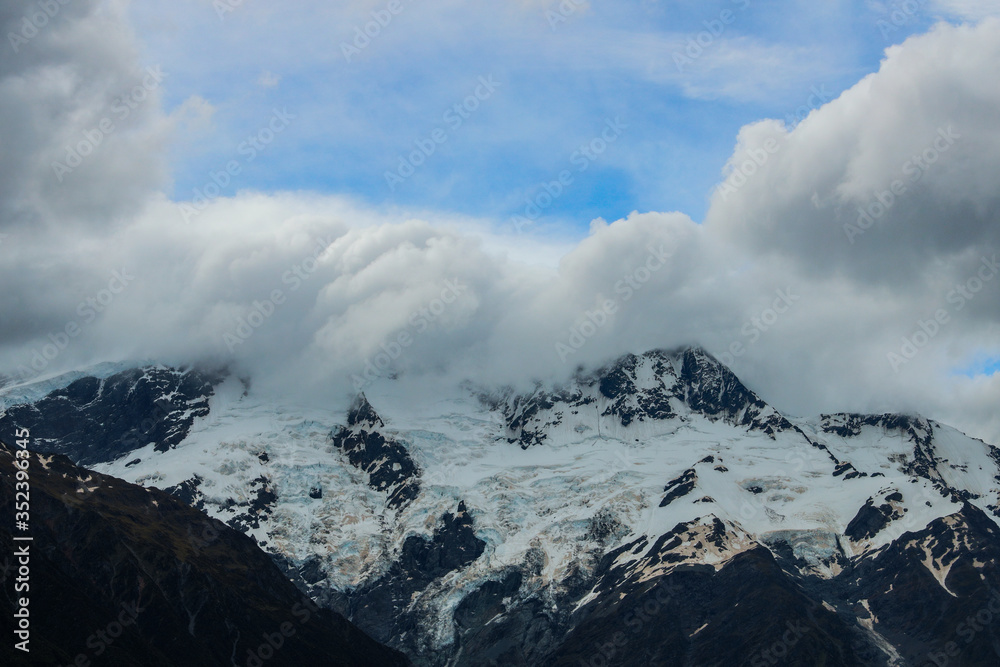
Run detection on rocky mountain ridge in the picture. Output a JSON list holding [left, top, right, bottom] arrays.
[[3, 346, 1000, 665], [0, 438, 409, 666]]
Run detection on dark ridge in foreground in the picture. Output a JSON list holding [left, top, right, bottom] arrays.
[[0, 439, 410, 667]]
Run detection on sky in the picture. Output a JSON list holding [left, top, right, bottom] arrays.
[[1, 0, 999, 444], [129, 0, 952, 227]]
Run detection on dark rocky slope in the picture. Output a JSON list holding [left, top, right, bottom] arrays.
[[0, 439, 409, 667], [0, 367, 223, 466]]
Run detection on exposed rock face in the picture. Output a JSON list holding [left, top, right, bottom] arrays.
[[550, 547, 862, 667], [0, 439, 409, 667], [660, 468, 697, 507], [493, 347, 794, 449], [6, 348, 1000, 666], [163, 473, 279, 533], [344, 501, 487, 659], [825, 503, 1000, 667], [331, 393, 421, 509], [845, 490, 906, 542], [0, 366, 222, 465]]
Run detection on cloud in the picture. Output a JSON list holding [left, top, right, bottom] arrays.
[[931, 0, 1000, 20], [0, 0, 206, 231], [257, 70, 280, 87], [700, 18, 1000, 438], [1, 7, 999, 448], [705, 18, 1000, 294]]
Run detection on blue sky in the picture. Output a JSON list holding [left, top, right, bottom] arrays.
[[957, 356, 1000, 377], [3, 0, 999, 441], [126, 0, 952, 233]]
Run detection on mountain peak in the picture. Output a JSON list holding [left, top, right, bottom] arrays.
[[335, 394, 419, 508], [496, 345, 791, 447], [6, 353, 1000, 667], [347, 392, 385, 429]]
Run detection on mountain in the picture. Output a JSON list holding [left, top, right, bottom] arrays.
[[330, 393, 421, 509], [487, 347, 793, 448], [3, 346, 1000, 665], [0, 365, 224, 466], [0, 438, 410, 666]]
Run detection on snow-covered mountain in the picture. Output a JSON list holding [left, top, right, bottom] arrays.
[[3, 347, 1000, 666], [0, 437, 410, 667]]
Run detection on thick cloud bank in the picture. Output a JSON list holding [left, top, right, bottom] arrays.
[[0, 4, 998, 443]]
